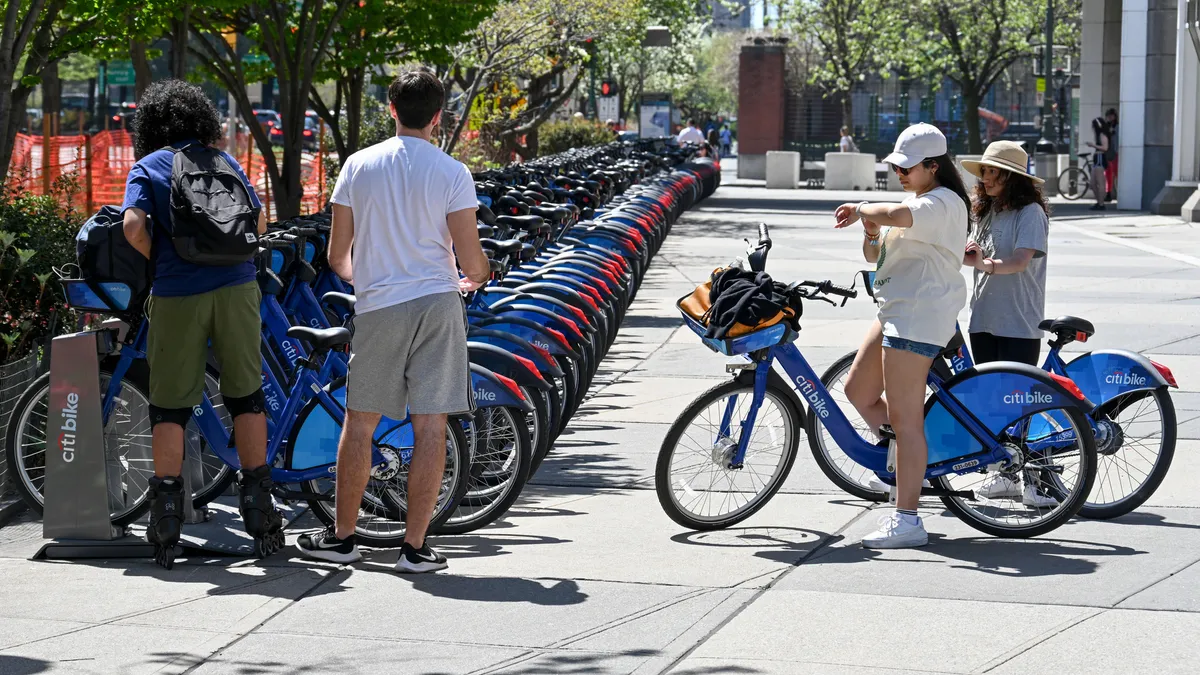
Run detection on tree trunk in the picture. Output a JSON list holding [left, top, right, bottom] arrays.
[[170, 8, 191, 79], [0, 86, 35, 186], [131, 40, 152, 101], [42, 61, 61, 134], [962, 90, 983, 154], [840, 92, 852, 132], [345, 67, 365, 155]]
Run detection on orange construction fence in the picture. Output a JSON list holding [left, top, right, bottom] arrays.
[[6, 131, 329, 219]]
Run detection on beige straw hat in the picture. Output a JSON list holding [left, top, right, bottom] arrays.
[[961, 140, 1044, 184]]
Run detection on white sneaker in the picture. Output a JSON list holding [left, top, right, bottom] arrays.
[[1022, 484, 1060, 508], [977, 473, 1022, 499], [862, 513, 928, 549], [868, 478, 931, 494]]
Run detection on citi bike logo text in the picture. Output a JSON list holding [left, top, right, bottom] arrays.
[[261, 374, 283, 412], [796, 377, 829, 418], [1106, 370, 1147, 386], [282, 339, 299, 363], [1003, 390, 1053, 405], [58, 391, 79, 463], [474, 388, 497, 403], [533, 339, 551, 352]]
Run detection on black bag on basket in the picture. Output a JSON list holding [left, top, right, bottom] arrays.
[[165, 143, 261, 265], [75, 205, 152, 307]]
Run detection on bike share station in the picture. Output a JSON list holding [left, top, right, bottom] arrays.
[[34, 325, 306, 561]]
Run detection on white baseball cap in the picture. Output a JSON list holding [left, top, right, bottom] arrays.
[[882, 123, 948, 169]]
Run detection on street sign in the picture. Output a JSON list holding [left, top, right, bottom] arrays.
[[640, 93, 671, 138], [1035, 77, 1046, 107], [1036, 77, 1046, 93], [597, 96, 620, 124], [106, 60, 134, 87]]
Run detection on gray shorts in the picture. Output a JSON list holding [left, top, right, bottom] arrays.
[[346, 292, 473, 419]]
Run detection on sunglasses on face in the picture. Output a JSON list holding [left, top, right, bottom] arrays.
[[891, 161, 933, 176]]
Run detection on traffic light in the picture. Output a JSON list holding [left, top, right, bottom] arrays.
[[600, 80, 617, 97]]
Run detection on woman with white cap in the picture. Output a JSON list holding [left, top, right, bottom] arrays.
[[833, 123, 972, 549], [961, 140, 1056, 507]]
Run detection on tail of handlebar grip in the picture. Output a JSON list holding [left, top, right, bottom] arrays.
[[757, 223, 771, 247]]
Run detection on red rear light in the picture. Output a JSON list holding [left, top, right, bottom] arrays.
[[1050, 373, 1086, 400], [1076, 331, 1089, 343], [547, 327, 568, 346], [565, 304, 587, 324], [1150, 360, 1178, 387], [303, 129, 313, 137], [494, 373, 524, 401], [579, 293, 598, 311], [514, 355, 541, 378], [531, 343, 553, 362]]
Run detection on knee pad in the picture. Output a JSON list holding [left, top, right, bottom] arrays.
[[149, 405, 193, 429], [225, 389, 267, 418]]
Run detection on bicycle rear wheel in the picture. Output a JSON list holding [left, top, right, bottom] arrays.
[[655, 377, 801, 530], [1058, 167, 1091, 201], [807, 352, 888, 501], [1077, 388, 1175, 519], [434, 405, 532, 535]]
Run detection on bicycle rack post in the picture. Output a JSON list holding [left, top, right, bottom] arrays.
[[35, 330, 153, 560]]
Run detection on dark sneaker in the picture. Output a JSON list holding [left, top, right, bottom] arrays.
[[394, 541, 448, 574], [296, 528, 361, 563]]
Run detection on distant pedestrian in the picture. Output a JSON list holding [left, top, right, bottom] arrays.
[[1104, 108, 1118, 202], [297, 70, 490, 573], [1085, 117, 1110, 211], [677, 119, 705, 144], [839, 126, 859, 153], [719, 125, 732, 156], [961, 140, 1056, 508], [706, 128, 720, 161]]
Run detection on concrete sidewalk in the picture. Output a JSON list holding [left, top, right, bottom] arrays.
[[1, 168, 1198, 674]]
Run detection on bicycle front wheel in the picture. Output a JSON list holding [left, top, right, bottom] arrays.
[[655, 377, 801, 530], [1058, 167, 1091, 201], [937, 403, 1097, 538]]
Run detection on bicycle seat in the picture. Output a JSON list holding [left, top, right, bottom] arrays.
[[496, 215, 546, 231], [477, 223, 495, 239], [481, 238, 525, 258], [286, 326, 351, 351], [322, 291, 356, 312], [477, 203, 498, 226], [1039, 315, 1095, 338], [938, 330, 966, 359]]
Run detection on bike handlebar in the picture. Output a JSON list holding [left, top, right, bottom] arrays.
[[800, 280, 858, 300], [757, 223, 771, 247]]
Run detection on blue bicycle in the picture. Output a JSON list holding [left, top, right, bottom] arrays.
[[656, 225, 1099, 538], [811, 273, 1178, 520]]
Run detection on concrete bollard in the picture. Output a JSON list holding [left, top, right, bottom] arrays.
[[765, 151, 800, 189], [824, 152, 875, 190]]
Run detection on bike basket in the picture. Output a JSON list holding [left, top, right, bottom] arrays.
[[680, 309, 794, 356], [61, 279, 134, 312]]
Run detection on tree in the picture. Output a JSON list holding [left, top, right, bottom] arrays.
[[0, 0, 127, 185], [790, 0, 897, 131], [309, 0, 495, 160], [188, 0, 353, 219], [902, 0, 1079, 153]]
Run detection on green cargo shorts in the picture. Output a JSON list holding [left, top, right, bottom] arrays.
[[147, 281, 262, 408]]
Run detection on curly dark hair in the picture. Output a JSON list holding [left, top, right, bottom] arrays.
[[132, 80, 222, 159], [971, 169, 1049, 221]]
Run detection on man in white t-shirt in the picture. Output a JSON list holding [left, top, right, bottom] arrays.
[[297, 70, 490, 573], [677, 119, 705, 144]]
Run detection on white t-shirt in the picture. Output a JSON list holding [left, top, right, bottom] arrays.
[[677, 126, 705, 144], [330, 135, 478, 314], [872, 186, 969, 347]]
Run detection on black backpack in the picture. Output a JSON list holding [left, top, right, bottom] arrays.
[[76, 205, 152, 308], [165, 143, 261, 265]]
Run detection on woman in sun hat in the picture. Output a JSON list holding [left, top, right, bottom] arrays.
[[833, 122, 972, 549], [960, 140, 1056, 507]]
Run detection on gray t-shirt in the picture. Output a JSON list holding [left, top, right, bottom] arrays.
[[968, 202, 1049, 339]]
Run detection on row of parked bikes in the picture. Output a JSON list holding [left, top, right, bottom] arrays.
[[4, 139, 721, 562]]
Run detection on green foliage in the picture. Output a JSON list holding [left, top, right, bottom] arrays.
[[0, 181, 82, 362], [538, 119, 615, 155]]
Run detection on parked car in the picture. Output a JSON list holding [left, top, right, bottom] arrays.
[[254, 109, 282, 142]]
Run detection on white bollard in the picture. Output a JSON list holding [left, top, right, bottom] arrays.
[[765, 151, 801, 189], [824, 152, 875, 191]]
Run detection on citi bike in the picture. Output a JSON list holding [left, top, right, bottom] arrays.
[[655, 224, 1099, 538]]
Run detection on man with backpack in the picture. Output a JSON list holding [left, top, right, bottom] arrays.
[[120, 80, 279, 567], [295, 69, 489, 573]]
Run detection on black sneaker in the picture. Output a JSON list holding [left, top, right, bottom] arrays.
[[296, 528, 361, 563], [394, 541, 448, 574]]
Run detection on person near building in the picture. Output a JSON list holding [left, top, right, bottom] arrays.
[[833, 123, 971, 549], [677, 119, 705, 144], [839, 126, 859, 153], [719, 125, 733, 156], [959, 140, 1056, 508], [296, 70, 491, 573], [1086, 116, 1110, 211], [606, 118, 619, 137], [1104, 108, 1118, 202], [120, 80, 277, 566], [706, 128, 721, 161]]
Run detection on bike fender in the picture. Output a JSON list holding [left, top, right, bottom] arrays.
[[924, 362, 1094, 467], [470, 364, 534, 412], [1063, 349, 1171, 406], [468, 342, 552, 391], [467, 328, 564, 377]]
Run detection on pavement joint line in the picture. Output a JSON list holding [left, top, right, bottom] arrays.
[[1110, 554, 1200, 609], [659, 504, 879, 674], [549, 587, 716, 650], [1145, 330, 1200, 352], [974, 607, 1107, 674], [178, 564, 345, 674], [1057, 223, 1200, 267]]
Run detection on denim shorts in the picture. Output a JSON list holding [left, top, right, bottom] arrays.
[[881, 335, 943, 358]]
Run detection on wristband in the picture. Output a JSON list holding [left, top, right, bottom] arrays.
[[855, 201, 869, 220]]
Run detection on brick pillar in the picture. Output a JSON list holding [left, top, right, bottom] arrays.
[[737, 44, 786, 180]]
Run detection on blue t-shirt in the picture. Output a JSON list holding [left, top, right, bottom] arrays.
[[121, 141, 261, 297]]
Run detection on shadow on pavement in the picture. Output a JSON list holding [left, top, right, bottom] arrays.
[[419, 649, 664, 675], [670, 527, 840, 566], [1083, 510, 1200, 531], [405, 575, 588, 606], [620, 314, 685, 329], [426, 532, 573, 561], [0, 656, 52, 675], [143, 652, 354, 674], [116, 559, 347, 599], [671, 665, 764, 675]]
